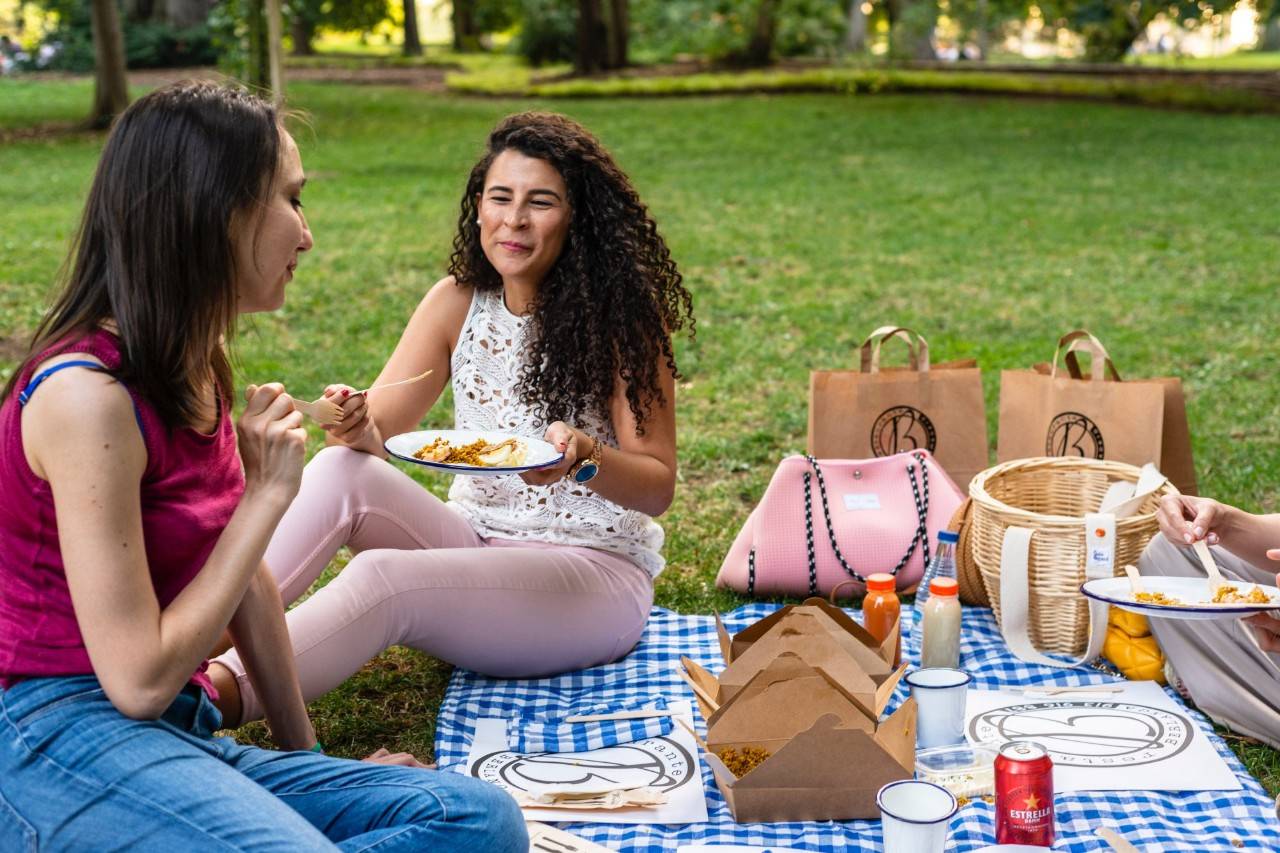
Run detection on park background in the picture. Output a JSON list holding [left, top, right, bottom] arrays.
[[2, 0, 1279, 802]]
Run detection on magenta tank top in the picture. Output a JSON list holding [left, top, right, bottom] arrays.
[[0, 329, 245, 696]]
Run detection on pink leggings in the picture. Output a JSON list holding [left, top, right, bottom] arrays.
[[214, 447, 654, 724]]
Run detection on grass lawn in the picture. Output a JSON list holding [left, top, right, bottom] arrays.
[[2, 77, 1278, 795]]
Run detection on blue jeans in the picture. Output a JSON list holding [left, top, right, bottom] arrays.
[[0, 675, 527, 852]]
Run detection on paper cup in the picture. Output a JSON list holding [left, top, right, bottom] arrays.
[[877, 779, 958, 853], [905, 667, 971, 749]]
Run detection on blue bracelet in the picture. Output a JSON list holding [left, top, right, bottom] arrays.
[[309, 741, 324, 754]]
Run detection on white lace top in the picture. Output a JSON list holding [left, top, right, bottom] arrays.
[[446, 287, 665, 577]]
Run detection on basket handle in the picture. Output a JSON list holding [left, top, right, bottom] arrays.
[[859, 326, 931, 375], [998, 524, 1110, 668], [1050, 330, 1121, 383]]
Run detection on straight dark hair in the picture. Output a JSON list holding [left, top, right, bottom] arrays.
[[5, 81, 281, 429]]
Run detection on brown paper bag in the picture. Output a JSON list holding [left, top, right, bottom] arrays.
[[996, 330, 1197, 495], [808, 326, 990, 489]]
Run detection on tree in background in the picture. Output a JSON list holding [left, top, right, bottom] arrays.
[[452, 0, 517, 50], [1260, 0, 1280, 50], [287, 0, 389, 55], [845, 0, 868, 53], [402, 0, 420, 54], [88, 0, 128, 127], [886, 0, 937, 58], [574, 0, 626, 72], [1039, 0, 1241, 61]]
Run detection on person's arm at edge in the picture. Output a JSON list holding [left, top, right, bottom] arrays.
[[224, 563, 316, 749], [522, 352, 678, 518], [28, 371, 303, 720], [322, 276, 469, 457]]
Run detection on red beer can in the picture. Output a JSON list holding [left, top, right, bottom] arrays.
[[995, 741, 1055, 846]]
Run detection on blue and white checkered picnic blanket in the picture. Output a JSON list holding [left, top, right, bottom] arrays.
[[436, 604, 1280, 852], [508, 696, 673, 753]]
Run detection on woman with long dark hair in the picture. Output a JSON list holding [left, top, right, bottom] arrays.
[[209, 111, 695, 725], [0, 82, 523, 851]]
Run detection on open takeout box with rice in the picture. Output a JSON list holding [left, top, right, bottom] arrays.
[[681, 598, 917, 821]]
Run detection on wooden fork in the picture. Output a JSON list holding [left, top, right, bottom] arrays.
[[292, 370, 433, 427], [293, 397, 344, 426], [1192, 539, 1229, 598]]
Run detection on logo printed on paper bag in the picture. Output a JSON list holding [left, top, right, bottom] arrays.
[[1046, 411, 1105, 459], [871, 406, 937, 455]]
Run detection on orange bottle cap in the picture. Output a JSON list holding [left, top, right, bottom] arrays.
[[929, 577, 959, 597], [865, 574, 896, 593]]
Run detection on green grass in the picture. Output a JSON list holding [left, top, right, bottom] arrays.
[[3, 78, 1280, 796], [444, 63, 1277, 113]]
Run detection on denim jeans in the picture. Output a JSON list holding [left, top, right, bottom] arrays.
[[0, 675, 527, 852]]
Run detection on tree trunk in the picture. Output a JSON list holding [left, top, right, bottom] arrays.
[[245, 0, 271, 91], [741, 0, 779, 66], [1263, 16, 1280, 51], [886, 0, 936, 60], [402, 0, 422, 56], [602, 0, 627, 69], [844, 0, 867, 54], [291, 15, 316, 56], [975, 0, 989, 59], [265, 0, 285, 104], [88, 0, 129, 130], [575, 0, 605, 74], [453, 0, 479, 51]]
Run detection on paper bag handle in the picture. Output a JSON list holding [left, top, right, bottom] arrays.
[[998, 525, 1109, 669], [859, 326, 932, 375], [1050, 330, 1121, 383]]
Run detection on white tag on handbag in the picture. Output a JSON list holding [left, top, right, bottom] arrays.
[[1085, 512, 1116, 578], [843, 493, 882, 511]]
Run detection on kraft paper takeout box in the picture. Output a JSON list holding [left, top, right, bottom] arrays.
[[712, 597, 901, 709], [679, 600, 916, 822]]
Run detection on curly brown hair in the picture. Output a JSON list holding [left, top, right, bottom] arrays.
[[447, 112, 694, 435]]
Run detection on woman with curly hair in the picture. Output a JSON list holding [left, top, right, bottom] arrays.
[[209, 111, 694, 725]]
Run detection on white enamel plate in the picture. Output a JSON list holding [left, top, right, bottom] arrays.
[[1082, 575, 1280, 621], [385, 429, 564, 475]]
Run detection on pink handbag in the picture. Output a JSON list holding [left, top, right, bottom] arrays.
[[716, 451, 964, 598]]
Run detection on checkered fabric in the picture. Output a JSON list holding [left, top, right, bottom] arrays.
[[508, 697, 673, 753], [436, 605, 1280, 852]]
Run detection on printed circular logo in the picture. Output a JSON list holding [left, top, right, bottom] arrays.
[[871, 406, 937, 456], [1046, 411, 1105, 459], [471, 736, 696, 794], [969, 700, 1192, 768]]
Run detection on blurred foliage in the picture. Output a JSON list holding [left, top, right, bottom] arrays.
[[629, 0, 847, 63], [512, 0, 575, 65], [1038, 0, 1242, 61], [21, 0, 217, 71]]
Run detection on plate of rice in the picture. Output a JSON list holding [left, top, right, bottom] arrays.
[[385, 429, 564, 475], [1082, 575, 1280, 621]]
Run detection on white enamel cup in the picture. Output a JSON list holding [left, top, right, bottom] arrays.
[[904, 667, 972, 749], [877, 779, 958, 853]]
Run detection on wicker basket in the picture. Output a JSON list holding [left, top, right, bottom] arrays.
[[969, 457, 1177, 657]]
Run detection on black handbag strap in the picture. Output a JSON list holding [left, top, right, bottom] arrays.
[[806, 453, 931, 594], [747, 453, 932, 597]]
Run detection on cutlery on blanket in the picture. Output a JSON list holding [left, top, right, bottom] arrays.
[[1024, 684, 1125, 697], [676, 658, 720, 714], [1123, 563, 1146, 597], [1192, 539, 1229, 598], [292, 370, 434, 427], [563, 709, 678, 724], [1096, 826, 1143, 853]]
